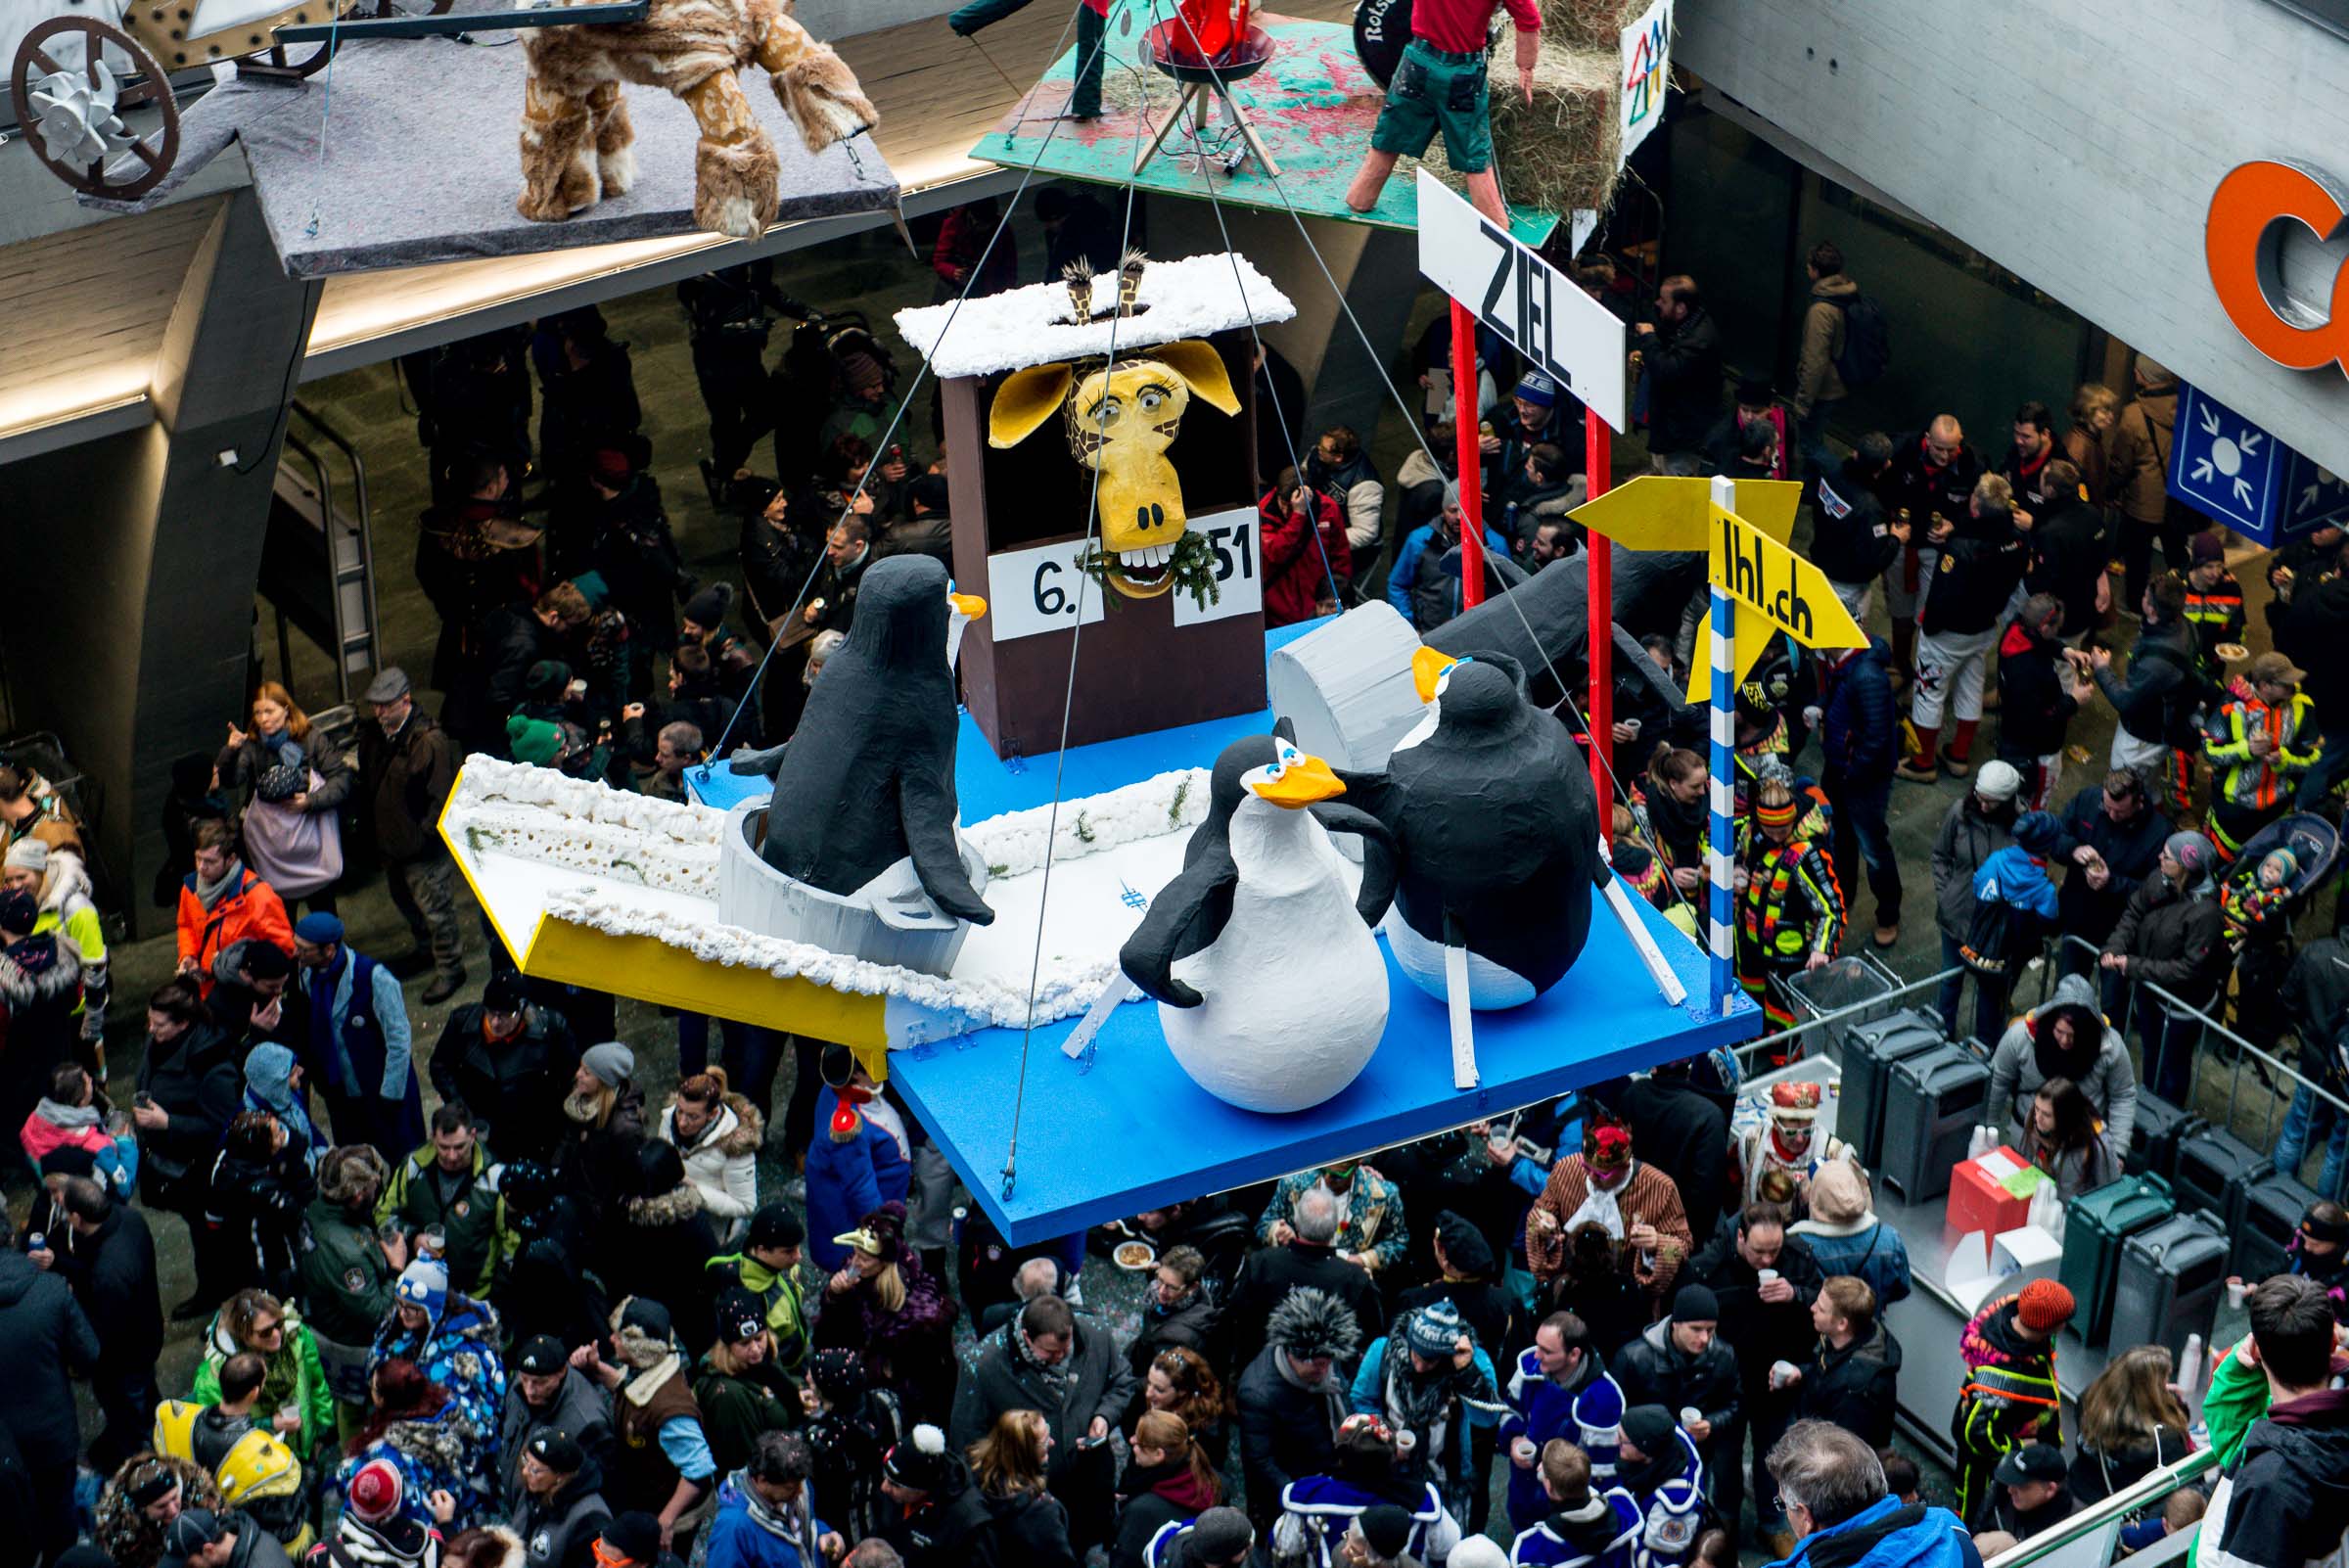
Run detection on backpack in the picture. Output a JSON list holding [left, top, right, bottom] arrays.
[[1830, 292, 1892, 389]]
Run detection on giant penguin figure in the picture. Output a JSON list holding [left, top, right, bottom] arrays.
[[739, 554, 994, 925], [1120, 734, 1398, 1113], [1364, 652, 1606, 1006]]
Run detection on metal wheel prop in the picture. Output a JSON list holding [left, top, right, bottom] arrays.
[[10, 16, 180, 200]]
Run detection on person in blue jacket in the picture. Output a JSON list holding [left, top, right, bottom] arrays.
[[291, 912, 424, 1161], [1511, 1440, 1639, 1568], [1272, 1413, 1459, 1567], [1763, 1419, 1981, 1568], [1351, 1300, 1499, 1523], [1816, 637, 1904, 947], [805, 1046, 909, 1274], [1614, 1406, 1707, 1568], [1385, 482, 1513, 632], [1499, 1311, 1627, 1532], [1962, 810, 2064, 1039], [704, 1430, 844, 1568]]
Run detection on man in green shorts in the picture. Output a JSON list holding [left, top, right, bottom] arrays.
[[1346, 0, 1542, 226]]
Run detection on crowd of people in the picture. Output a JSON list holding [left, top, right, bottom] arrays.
[[13, 191, 2349, 1568]]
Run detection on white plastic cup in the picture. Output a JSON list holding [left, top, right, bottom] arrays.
[[1757, 1268, 1780, 1285], [1770, 1360, 1799, 1390], [2228, 1276, 2249, 1310], [1680, 1407, 1703, 1429]]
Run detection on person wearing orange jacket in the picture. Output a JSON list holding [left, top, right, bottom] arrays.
[[176, 819, 294, 996]]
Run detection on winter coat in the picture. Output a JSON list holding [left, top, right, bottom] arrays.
[[367, 1293, 509, 1521], [807, 1254, 958, 1422], [1510, 1488, 1640, 1568], [299, 1197, 399, 1403], [343, 1402, 483, 1530], [1303, 448, 1386, 555], [1111, 1459, 1219, 1568], [1526, 1157, 1694, 1306], [1497, 1343, 1628, 1530], [1921, 512, 2029, 637], [704, 1250, 811, 1377], [1970, 846, 2060, 966], [2202, 1387, 2349, 1568], [218, 727, 354, 822], [2284, 938, 2349, 1090], [1796, 1322, 1902, 1446], [1612, 1317, 1741, 1443], [1237, 1343, 1347, 1518], [1954, 1296, 2062, 1463], [1260, 488, 1353, 627], [806, 1089, 909, 1271], [0, 932, 82, 1152], [512, 1460, 612, 1568], [1987, 973, 2140, 1152], [2052, 786, 2172, 949], [2067, 1424, 2192, 1508], [659, 1095, 762, 1229], [193, 1304, 335, 1460], [431, 1004, 577, 1166], [205, 1131, 317, 1297], [1683, 1229, 1825, 1394], [1386, 521, 1514, 632], [553, 1080, 649, 1231], [1771, 1496, 1976, 1568], [1884, 431, 1985, 536], [68, 1202, 164, 1377], [2106, 873, 2227, 1005], [1272, 1473, 1450, 1567], [1786, 1211, 1911, 1307], [692, 1356, 800, 1480], [1996, 621, 2079, 760], [1220, 1240, 1385, 1373], [2107, 384, 2180, 528], [2207, 687, 2323, 814], [878, 1472, 1002, 1568], [500, 1367, 615, 1512], [2278, 574, 2349, 734], [607, 1181, 722, 1326], [2096, 618, 2204, 748], [357, 707, 457, 862], [299, 945, 424, 1155], [703, 1469, 834, 1568], [1645, 306, 1726, 453], [1597, 1076, 1735, 1251], [1809, 461, 1898, 586], [380, 1139, 515, 1297], [982, 1487, 1078, 1568], [1932, 796, 2015, 941], [0, 1243, 99, 1469], [1349, 1324, 1498, 1499], [1816, 640, 1900, 793], [2028, 499, 2109, 644], [1126, 1290, 1220, 1389], [137, 1016, 242, 1201], [1792, 275, 1859, 414], [21, 1095, 138, 1195], [950, 1313, 1136, 1460]]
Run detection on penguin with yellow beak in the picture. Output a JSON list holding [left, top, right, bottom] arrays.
[[1120, 732, 1399, 1113]]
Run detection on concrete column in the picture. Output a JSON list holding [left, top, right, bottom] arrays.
[[2, 191, 320, 937]]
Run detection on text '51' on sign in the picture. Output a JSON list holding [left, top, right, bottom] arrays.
[[1414, 168, 1628, 433]]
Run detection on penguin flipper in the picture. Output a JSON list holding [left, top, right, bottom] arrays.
[[897, 768, 995, 926], [1118, 854, 1236, 1009], [727, 743, 789, 778], [1309, 802, 1400, 927]]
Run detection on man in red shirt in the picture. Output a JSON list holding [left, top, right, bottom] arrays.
[[1345, 0, 1541, 227]]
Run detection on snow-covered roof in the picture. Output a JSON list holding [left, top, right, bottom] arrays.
[[894, 252, 1296, 380]]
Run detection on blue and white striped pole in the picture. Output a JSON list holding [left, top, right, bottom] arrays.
[[1708, 475, 1738, 1018]]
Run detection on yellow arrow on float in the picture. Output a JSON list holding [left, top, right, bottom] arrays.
[[1569, 474, 1804, 552]]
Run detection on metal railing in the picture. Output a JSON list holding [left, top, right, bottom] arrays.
[[2050, 933, 2349, 1198], [1982, 1446, 2218, 1568], [1731, 957, 1966, 1073]]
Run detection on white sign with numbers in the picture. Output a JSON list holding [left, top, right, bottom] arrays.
[[984, 538, 1110, 643], [1172, 508, 1263, 627], [984, 508, 1262, 641]]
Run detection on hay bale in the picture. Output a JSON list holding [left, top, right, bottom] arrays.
[[1484, 42, 1620, 221], [1547, 0, 1646, 51]]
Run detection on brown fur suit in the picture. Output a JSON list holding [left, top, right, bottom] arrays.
[[519, 0, 878, 241]]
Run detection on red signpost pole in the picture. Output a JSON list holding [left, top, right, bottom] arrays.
[[1586, 406, 1612, 820], [1451, 298, 1486, 609]]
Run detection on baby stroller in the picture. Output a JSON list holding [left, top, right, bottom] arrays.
[[2222, 812, 2340, 1043]]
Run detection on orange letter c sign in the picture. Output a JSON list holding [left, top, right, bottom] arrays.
[[2208, 159, 2349, 376]]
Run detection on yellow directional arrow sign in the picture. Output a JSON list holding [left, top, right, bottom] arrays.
[[1708, 501, 1866, 651], [1684, 607, 1783, 706], [1569, 474, 1804, 551]]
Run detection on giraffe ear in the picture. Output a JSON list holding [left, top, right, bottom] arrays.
[[990, 363, 1074, 447], [1153, 340, 1240, 416]]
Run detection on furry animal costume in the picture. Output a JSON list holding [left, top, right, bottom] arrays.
[[519, 0, 878, 240]]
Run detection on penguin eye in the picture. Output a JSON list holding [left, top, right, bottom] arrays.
[[1278, 744, 1301, 766]]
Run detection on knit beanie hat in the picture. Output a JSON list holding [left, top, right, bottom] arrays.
[[1357, 1504, 1414, 1558], [1185, 1508, 1256, 1563], [1450, 1540, 1512, 1568], [2016, 1278, 2076, 1332], [682, 582, 733, 631], [1620, 1405, 1678, 1455], [528, 1431, 586, 1474], [580, 1041, 635, 1086], [524, 661, 573, 705], [507, 715, 565, 769], [3, 839, 46, 875], [1974, 761, 2022, 803], [0, 889, 36, 938], [345, 1457, 405, 1521], [2014, 810, 2062, 855], [1514, 372, 1559, 409], [1672, 1284, 1721, 1323], [598, 1514, 663, 1566], [1405, 1299, 1465, 1359], [394, 1256, 448, 1323], [294, 910, 345, 946], [883, 1423, 955, 1493], [2165, 830, 2217, 881]]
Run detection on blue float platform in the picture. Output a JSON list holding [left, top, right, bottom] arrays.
[[690, 621, 1759, 1244]]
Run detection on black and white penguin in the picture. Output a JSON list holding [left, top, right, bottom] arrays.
[[1120, 734, 1398, 1112], [1359, 651, 1605, 1006], [739, 553, 993, 925]]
